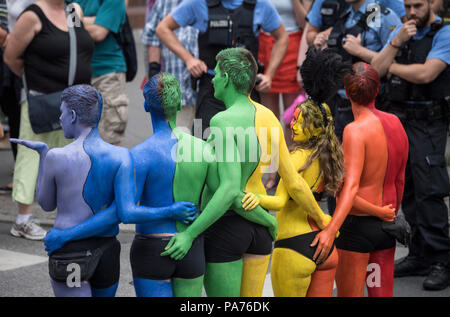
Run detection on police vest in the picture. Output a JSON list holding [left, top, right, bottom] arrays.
[[320, 0, 350, 30], [198, 0, 259, 70], [327, 3, 390, 64], [387, 20, 450, 103]]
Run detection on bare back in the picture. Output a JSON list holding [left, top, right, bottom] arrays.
[[51, 137, 94, 229], [346, 111, 388, 215]]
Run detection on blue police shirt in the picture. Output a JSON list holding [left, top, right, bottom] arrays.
[[171, 0, 282, 35], [307, 0, 401, 52], [383, 16, 450, 65], [308, 0, 405, 27]]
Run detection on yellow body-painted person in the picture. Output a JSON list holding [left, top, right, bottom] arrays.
[[243, 100, 343, 297]]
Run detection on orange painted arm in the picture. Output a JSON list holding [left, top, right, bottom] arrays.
[[328, 124, 365, 233], [310, 123, 365, 263]]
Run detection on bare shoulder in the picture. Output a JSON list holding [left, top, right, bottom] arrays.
[[44, 148, 67, 170], [342, 121, 365, 143], [210, 110, 232, 128], [15, 10, 41, 31], [342, 120, 360, 135]]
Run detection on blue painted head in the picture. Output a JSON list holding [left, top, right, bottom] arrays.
[[61, 85, 101, 127], [143, 73, 182, 122], [143, 74, 164, 116]]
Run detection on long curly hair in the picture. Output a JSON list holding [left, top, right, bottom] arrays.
[[292, 100, 344, 196], [291, 48, 352, 196]]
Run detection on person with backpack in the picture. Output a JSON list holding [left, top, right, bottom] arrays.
[[70, 0, 130, 146]]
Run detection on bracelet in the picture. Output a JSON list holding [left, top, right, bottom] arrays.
[[389, 40, 401, 49]]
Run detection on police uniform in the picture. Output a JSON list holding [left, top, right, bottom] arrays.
[[171, 0, 281, 139], [307, 0, 401, 141], [383, 17, 450, 265]]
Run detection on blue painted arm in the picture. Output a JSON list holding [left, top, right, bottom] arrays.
[[43, 202, 120, 255], [10, 139, 56, 211], [115, 151, 198, 224]]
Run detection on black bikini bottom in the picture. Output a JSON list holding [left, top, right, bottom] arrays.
[[274, 231, 335, 263]]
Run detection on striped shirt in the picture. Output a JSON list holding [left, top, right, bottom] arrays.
[[0, 0, 7, 30], [140, 0, 198, 107]]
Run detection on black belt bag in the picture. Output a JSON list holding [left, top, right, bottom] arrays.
[[25, 4, 77, 134], [48, 238, 115, 283]]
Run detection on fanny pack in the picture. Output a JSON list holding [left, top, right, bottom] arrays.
[[48, 238, 115, 283], [381, 214, 411, 247], [25, 4, 77, 134]]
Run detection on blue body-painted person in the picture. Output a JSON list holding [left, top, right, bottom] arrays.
[[113, 73, 209, 297], [11, 85, 197, 297]]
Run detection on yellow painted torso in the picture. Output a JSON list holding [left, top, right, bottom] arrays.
[[276, 149, 322, 241], [244, 99, 285, 196]]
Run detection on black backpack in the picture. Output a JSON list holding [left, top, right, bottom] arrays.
[[99, 1, 137, 82]]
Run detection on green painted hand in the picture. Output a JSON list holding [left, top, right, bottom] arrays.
[[268, 214, 278, 241], [160, 230, 194, 261]]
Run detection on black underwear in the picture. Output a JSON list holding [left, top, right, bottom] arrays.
[[274, 231, 334, 263], [204, 211, 273, 263], [335, 215, 396, 253], [130, 234, 205, 280]]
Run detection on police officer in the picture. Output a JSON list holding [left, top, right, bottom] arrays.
[[372, 0, 450, 291], [305, 0, 402, 141], [156, 0, 288, 140]]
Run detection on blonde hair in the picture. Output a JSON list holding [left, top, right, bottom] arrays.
[[292, 99, 344, 196]]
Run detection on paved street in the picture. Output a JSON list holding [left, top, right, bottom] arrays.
[[0, 31, 449, 298]]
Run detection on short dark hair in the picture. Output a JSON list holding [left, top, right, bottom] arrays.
[[344, 62, 380, 106], [61, 85, 100, 127], [216, 47, 257, 95]]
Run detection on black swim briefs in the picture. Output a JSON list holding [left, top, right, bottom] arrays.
[[49, 236, 121, 289], [274, 231, 335, 263], [335, 215, 396, 253], [130, 234, 205, 280], [204, 211, 273, 263]]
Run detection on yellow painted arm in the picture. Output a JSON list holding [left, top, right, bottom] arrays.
[[275, 125, 330, 228]]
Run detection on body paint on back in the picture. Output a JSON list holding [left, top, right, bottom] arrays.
[[81, 93, 120, 237]]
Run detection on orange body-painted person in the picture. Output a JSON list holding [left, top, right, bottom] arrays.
[[311, 62, 409, 297]]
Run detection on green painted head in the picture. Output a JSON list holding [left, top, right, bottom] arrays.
[[213, 47, 257, 99], [158, 72, 182, 123]]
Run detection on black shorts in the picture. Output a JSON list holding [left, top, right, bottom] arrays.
[[204, 211, 273, 263], [130, 234, 205, 280], [336, 215, 396, 253], [50, 236, 121, 289], [274, 231, 335, 263]]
